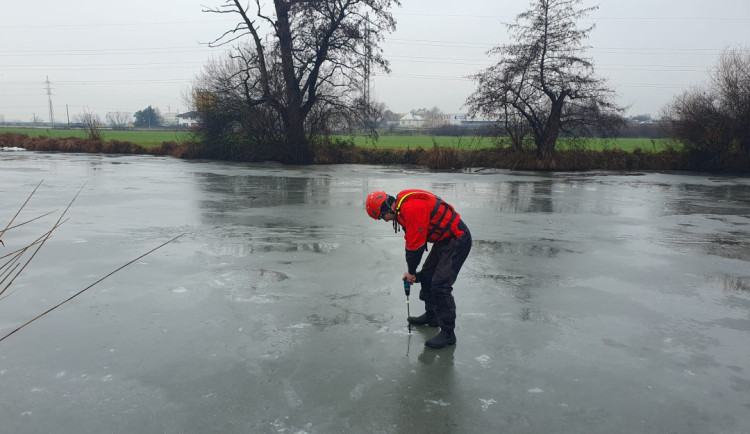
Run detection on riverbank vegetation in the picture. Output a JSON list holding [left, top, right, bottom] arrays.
[[3, 131, 749, 172], [0, 128, 672, 152]]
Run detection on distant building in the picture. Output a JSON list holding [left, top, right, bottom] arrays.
[[446, 114, 468, 125], [446, 113, 497, 128], [161, 111, 179, 126], [398, 113, 425, 129], [177, 111, 201, 128]]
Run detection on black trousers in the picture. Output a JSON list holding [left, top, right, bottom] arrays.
[[417, 220, 472, 332]]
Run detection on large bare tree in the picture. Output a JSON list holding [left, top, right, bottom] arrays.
[[467, 0, 623, 160], [201, 0, 399, 164], [661, 47, 750, 159]]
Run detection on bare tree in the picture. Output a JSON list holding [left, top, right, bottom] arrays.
[[410, 106, 445, 129], [661, 47, 750, 158], [200, 0, 400, 164], [106, 111, 132, 130], [467, 0, 624, 160], [74, 109, 102, 141]]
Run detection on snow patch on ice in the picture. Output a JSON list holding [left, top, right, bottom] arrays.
[[474, 354, 491, 368], [528, 387, 544, 393], [425, 399, 450, 407], [172, 287, 187, 294], [479, 398, 497, 411], [288, 323, 310, 329], [234, 294, 276, 304], [270, 418, 312, 434]]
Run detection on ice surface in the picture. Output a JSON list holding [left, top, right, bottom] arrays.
[[1, 154, 749, 433]]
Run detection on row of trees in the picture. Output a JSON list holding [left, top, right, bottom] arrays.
[[191, 0, 748, 165], [71, 106, 165, 131], [191, 0, 624, 163]]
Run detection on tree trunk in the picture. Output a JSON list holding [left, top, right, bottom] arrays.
[[284, 109, 314, 164], [536, 98, 565, 161], [537, 135, 556, 161], [274, 0, 315, 165]]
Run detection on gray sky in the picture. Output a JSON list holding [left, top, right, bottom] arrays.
[[1, 0, 748, 123]]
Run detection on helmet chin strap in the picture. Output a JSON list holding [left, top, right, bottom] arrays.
[[392, 210, 400, 234]]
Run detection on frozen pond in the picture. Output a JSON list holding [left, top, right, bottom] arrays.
[[1, 152, 749, 433]]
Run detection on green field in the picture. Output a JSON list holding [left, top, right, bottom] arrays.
[[1, 127, 672, 152], [0, 128, 190, 148], [341, 135, 674, 152]]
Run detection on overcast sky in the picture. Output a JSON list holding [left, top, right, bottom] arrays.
[[1, 0, 748, 122]]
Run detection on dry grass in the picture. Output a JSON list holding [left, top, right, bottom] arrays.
[[312, 140, 709, 172], [0, 180, 184, 343], [0, 133, 199, 159]]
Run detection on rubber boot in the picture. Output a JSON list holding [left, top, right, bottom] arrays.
[[408, 312, 439, 327], [425, 329, 457, 349]]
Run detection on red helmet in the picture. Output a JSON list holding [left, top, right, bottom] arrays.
[[365, 191, 391, 220]]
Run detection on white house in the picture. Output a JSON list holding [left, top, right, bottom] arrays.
[[177, 111, 201, 128], [398, 113, 425, 128]]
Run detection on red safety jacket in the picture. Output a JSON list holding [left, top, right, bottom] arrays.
[[394, 189, 464, 251]]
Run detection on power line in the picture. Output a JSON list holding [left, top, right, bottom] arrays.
[[0, 19, 236, 29], [2, 40, 745, 57], [4, 14, 747, 29]]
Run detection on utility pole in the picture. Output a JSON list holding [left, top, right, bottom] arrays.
[[364, 15, 371, 108], [45, 76, 54, 125], [363, 14, 372, 130]]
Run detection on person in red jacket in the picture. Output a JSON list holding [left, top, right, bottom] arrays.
[[366, 190, 472, 349]]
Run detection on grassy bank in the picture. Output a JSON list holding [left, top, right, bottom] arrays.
[[0, 133, 198, 159], [1, 127, 672, 153], [3, 130, 744, 172], [0, 128, 189, 148], [333, 135, 672, 152]]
